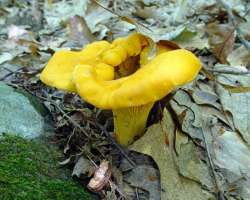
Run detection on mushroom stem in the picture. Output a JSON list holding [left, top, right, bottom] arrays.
[[112, 103, 154, 146]]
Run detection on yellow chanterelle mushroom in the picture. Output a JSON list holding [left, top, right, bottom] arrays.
[[40, 33, 201, 146]]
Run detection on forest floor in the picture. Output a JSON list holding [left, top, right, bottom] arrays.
[[0, 0, 250, 200]]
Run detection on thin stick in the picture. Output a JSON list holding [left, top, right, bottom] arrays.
[[109, 180, 127, 199], [203, 67, 250, 75], [0, 67, 25, 81], [201, 124, 225, 200], [91, 121, 136, 167], [135, 187, 140, 200]]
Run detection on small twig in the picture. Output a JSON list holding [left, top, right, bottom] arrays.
[[217, 0, 250, 51], [91, 121, 136, 167], [109, 180, 127, 199], [63, 127, 76, 154], [0, 67, 25, 81], [85, 154, 99, 168], [0, 67, 41, 81], [135, 187, 140, 200], [202, 124, 225, 200], [201, 130, 219, 186], [203, 67, 250, 75], [18, 84, 136, 191]]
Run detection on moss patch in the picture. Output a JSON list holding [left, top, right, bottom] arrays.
[[0, 135, 92, 200]]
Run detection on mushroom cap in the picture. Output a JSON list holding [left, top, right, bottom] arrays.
[[40, 41, 111, 92], [40, 33, 147, 92], [72, 49, 201, 109]]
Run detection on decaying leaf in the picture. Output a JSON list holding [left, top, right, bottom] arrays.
[[213, 131, 250, 199], [170, 83, 239, 137], [239, 15, 250, 40], [228, 45, 250, 68], [43, 0, 88, 30], [124, 165, 160, 200], [216, 83, 250, 145], [190, 88, 220, 109], [214, 131, 250, 176], [170, 90, 204, 140]]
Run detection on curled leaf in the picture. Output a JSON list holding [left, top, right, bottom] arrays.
[[87, 160, 111, 191]]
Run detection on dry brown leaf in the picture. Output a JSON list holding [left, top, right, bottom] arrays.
[[66, 15, 95, 47], [206, 23, 235, 64], [129, 109, 214, 200]]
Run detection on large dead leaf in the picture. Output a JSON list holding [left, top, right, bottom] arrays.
[[129, 109, 214, 200], [43, 0, 88, 30], [174, 24, 209, 49], [66, 15, 95, 47], [176, 140, 214, 189], [214, 65, 250, 87]]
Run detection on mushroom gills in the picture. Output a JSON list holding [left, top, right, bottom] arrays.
[[112, 102, 154, 146]]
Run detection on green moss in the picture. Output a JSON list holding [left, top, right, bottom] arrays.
[[0, 135, 93, 200]]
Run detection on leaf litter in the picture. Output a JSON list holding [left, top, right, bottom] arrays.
[[1, 0, 250, 199]]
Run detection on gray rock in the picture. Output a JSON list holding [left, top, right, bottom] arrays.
[[0, 82, 52, 139]]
